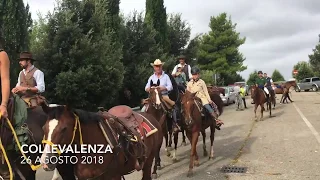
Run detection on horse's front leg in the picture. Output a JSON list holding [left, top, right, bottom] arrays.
[[254, 104, 258, 120], [187, 131, 199, 177], [201, 130, 208, 157], [260, 104, 264, 121], [209, 125, 215, 160], [181, 128, 187, 146], [171, 131, 178, 162]]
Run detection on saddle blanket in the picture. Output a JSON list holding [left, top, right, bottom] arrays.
[[136, 121, 158, 139]]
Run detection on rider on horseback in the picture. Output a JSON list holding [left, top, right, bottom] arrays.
[[264, 73, 274, 92], [145, 59, 181, 133], [252, 71, 269, 104], [186, 67, 224, 128], [11, 52, 46, 107]]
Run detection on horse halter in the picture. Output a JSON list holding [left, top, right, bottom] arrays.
[[148, 87, 165, 110], [42, 113, 83, 156]]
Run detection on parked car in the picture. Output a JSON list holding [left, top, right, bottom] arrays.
[[219, 86, 236, 105], [295, 77, 320, 92]]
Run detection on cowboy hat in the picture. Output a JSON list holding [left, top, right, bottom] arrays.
[[150, 59, 164, 66], [177, 55, 186, 60], [17, 51, 36, 61]]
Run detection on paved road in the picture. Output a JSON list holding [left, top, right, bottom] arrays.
[[36, 91, 320, 180]]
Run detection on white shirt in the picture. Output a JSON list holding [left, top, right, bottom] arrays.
[[16, 65, 45, 93], [171, 63, 192, 80], [233, 86, 240, 93]]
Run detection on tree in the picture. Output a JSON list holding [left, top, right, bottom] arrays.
[[308, 43, 320, 77], [197, 13, 247, 85], [184, 34, 201, 67], [0, 0, 32, 88], [119, 11, 162, 106], [145, 0, 170, 52], [246, 70, 258, 85], [167, 13, 191, 56], [292, 61, 314, 81], [271, 69, 285, 82], [31, 0, 124, 110], [201, 70, 214, 85]]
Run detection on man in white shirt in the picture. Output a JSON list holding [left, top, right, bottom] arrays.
[[11, 51, 45, 107], [171, 55, 192, 82]]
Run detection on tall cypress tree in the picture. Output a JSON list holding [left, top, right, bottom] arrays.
[[145, 0, 170, 52]]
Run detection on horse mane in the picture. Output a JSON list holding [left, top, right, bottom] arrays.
[[46, 105, 103, 124]]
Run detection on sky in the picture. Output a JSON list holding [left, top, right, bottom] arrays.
[[23, 0, 320, 81]]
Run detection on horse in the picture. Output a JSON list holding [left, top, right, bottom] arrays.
[[250, 85, 272, 121], [266, 87, 276, 110], [0, 96, 76, 180], [40, 103, 163, 180], [278, 80, 296, 104], [180, 90, 224, 177]]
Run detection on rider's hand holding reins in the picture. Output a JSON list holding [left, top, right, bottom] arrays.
[[0, 104, 8, 118]]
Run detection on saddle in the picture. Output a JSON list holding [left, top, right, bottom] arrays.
[[107, 105, 157, 171]]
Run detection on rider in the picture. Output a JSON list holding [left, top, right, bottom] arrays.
[[174, 66, 187, 92], [252, 71, 269, 104], [0, 35, 11, 179], [11, 51, 45, 107], [145, 59, 181, 133], [264, 72, 274, 92], [186, 67, 224, 129], [172, 55, 192, 82]]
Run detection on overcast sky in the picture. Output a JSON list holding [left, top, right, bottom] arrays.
[[23, 0, 320, 81]]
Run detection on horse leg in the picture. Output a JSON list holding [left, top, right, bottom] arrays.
[[287, 92, 294, 102], [143, 151, 156, 180], [201, 130, 208, 157], [172, 131, 178, 162], [209, 125, 216, 160], [164, 129, 171, 157], [168, 130, 173, 148], [260, 104, 264, 121], [254, 104, 258, 120], [187, 131, 198, 177], [181, 128, 187, 146]]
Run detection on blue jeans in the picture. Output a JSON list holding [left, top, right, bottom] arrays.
[[258, 85, 264, 89], [204, 104, 214, 113]]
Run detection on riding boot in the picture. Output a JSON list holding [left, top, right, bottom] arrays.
[[172, 105, 181, 133], [210, 112, 224, 130]]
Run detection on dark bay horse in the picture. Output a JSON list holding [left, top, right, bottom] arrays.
[[250, 86, 272, 121], [180, 90, 224, 177], [40, 104, 162, 180], [0, 98, 75, 180]]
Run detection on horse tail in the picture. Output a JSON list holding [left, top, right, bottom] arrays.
[[211, 93, 224, 116]]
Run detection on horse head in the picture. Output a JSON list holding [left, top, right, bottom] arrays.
[[40, 104, 76, 171], [148, 79, 163, 110], [180, 90, 199, 126]]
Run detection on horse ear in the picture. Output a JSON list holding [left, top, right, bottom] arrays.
[[157, 79, 160, 86], [150, 80, 153, 87], [41, 102, 50, 114]]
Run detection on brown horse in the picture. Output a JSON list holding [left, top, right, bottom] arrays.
[[144, 83, 180, 165], [40, 104, 162, 180], [250, 85, 272, 121], [180, 90, 224, 177], [0, 96, 75, 180], [273, 80, 296, 103]]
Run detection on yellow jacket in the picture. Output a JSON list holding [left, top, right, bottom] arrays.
[[187, 79, 211, 105], [239, 87, 245, 97]]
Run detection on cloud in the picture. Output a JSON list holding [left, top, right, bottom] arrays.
[[24, 0, 320, 80]]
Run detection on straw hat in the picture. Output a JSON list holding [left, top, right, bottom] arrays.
[[150, 59, 165, 66]]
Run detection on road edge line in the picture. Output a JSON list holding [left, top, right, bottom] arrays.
[[292, 103, 320, 144]]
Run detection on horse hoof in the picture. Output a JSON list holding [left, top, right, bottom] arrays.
[[203, 151, 208, 157], [151, 174, 158, 179], [209, 156, 214, 160], [187, 170, 193, 177], [181, 142, 187, 146], [157, 165, 162, 170], [166, 152, 171, 157], [194, 160, 200, 167], [172, 158, 178, 163]]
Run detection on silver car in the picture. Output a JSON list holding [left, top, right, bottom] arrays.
[[220, 86, 237, 105]]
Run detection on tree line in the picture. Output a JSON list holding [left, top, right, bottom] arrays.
[[1, 0, 247, 110], [290, 39, 320, 81]]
